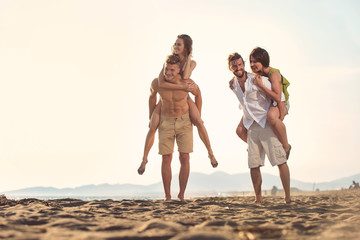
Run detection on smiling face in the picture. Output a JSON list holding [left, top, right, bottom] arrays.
[[250, 56, 263, 75], [164, 63, 181, 82], [249, 47, 269, 75], [173, 38, 185, 56], [230, 58, 245, 78]]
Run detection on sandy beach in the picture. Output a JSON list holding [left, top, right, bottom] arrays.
[[0, 190, 359, 240]]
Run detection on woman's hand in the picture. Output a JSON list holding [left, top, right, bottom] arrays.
[[253, 75, 265, 89], [182, 79, 196, 92], [188, 50, 193, 59]]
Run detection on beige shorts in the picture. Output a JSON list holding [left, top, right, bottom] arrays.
[[247, 122, 287, 168], [158, 113, 193, 155]]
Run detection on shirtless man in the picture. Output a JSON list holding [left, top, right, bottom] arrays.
[[146, 54, 201, 201]]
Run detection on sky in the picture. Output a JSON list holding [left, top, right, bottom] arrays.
[[0, 0, 359, 192]]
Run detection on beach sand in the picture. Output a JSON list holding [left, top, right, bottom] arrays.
[[0, 190, 359, 240]]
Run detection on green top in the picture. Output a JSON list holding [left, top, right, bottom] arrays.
[[268, 68, 290, 101]]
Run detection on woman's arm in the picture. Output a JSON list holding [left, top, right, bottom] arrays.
[[253, 73, 282, 103], [182, 58, 197, 80], [157, 66, 188, 90], [157, 66, 195, 91]]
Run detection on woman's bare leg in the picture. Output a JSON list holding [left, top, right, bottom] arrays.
[[267, 105, 291, 158], [138, 102, 162, 175], [236, 117, 247, 143], [188, 98, 218, 168]]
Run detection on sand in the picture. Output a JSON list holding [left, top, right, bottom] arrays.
[[0, 190, 359, 240]]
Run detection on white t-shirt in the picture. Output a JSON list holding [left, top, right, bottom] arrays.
[[232, 72, 285, 129]]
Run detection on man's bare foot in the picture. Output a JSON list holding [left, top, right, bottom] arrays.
[[177, 194, 185, 202], [209, 153, 218, 168], [137, 159, 147, 175], [285, 198, 291, 204], [254, 195, 262, 204]]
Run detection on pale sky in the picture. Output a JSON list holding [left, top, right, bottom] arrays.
[[0, 0, 359, 192]]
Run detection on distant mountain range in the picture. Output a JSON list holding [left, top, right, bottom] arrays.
[[4, 171, 360, 198]]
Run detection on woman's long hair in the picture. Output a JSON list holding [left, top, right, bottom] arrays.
[[172, 34, 193, 57]]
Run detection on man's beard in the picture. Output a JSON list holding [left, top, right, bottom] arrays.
[[234, 70, 245, 78]]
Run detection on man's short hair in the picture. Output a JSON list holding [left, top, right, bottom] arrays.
[[165, 54, 181, 68], [227, 52, 244, 70], [250, 47, 270, 67]]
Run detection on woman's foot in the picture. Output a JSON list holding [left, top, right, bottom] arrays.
[[137, 159, 148, 175], [208, 153, 218, 168]]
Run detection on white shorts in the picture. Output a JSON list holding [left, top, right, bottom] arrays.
[[247, 122, 287, 168]]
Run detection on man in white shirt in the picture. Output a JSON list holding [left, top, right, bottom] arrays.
[[228, 52, 291, 204]]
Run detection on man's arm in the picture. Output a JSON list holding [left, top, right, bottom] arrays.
[[149, 79, 159, 119]]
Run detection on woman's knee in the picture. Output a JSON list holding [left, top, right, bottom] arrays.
[[192, 117, 204, 127], [236, 127, 241, 138], [267, 109, 278, 123], [236, 124, 245, 137], [149, 119, 159, 132], [148, 125, 157, 134]]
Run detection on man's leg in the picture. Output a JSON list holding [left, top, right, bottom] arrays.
[[278, 163, 291, 203], [178, 152, 190, 201], [250, 167, 262, 203], [161, 154, 172, 201]]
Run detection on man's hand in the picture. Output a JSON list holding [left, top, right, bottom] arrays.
[[229, 79, 234, 90], [253, 75, 265, 89]]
